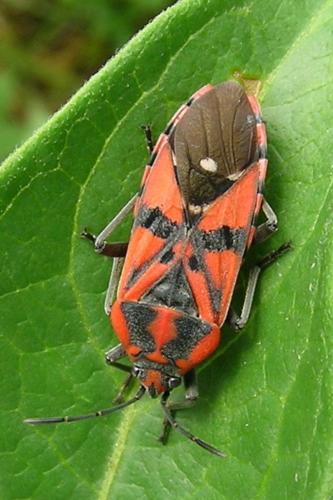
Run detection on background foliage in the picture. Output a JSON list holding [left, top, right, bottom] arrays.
[[1, 0, 333, 499], [0, 0, 176, 161]]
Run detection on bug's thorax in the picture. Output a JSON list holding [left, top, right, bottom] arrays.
[[110, 299, 221, 376]]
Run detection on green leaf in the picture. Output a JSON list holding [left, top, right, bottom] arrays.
[[1, 0, 333, 498]]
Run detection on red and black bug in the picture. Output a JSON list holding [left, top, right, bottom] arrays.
[[25, 81, 289, 458]]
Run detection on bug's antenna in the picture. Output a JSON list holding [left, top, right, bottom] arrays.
[[24, 386, 145, 425], [161, 392, 226, 459]]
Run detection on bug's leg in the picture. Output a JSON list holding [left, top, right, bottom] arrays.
[[112, 373, 134, 404], [141, 124, 154, 154], [159, 369, 198, 445], [253, 198, 278, 244], [81, 230, 128, 258], [104, 257, 125, 315], [105, 343, 131, 372], [82, 194, 138, 256], [104, 344, 134, 403], [227, 243, 291, 331]]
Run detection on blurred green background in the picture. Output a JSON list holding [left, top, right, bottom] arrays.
[[0, 0, 177, 163]]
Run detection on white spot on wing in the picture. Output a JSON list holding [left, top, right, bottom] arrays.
[[200, 157, 218, 172]]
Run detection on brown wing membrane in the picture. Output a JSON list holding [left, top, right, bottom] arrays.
[[172, 81, 257, 207]]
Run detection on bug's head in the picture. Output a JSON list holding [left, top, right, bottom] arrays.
[[132, 362, 181, 398]]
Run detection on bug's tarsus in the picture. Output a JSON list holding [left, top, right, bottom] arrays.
[[160, 392, 226, 459], [24, 386, 145, 426], [81, 228, 96, 243], [141, 124, 154, 154], [257, 241, 292, 270]]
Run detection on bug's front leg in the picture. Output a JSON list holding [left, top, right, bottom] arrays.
[[159, 369, 198, 445], [141, 124, 155, 154], [82, 194, 138, 257], [82, 230, 128, 257], [104, 344, 134, 403], [227, 243, 291, 331]]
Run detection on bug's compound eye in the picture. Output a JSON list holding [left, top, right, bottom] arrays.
[[132, 366, 145, 379], [168, 376, 181, 390]]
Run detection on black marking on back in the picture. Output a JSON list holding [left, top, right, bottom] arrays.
[[189, 230, 221, 314], [160, 249, 175, 264], [142, 262, 197, 316], [199, 225, 247, 253], [161, 316, 212, 361], [188, 254, 200, 271], [135, 205, 178, 239], [125, 221, 185, 290], [121, 302, 157, 353]]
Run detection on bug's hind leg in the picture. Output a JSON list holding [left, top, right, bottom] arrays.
[[227, 243, 291, 331], [104, 343, 134, 404], [159, 370, 198, 445]]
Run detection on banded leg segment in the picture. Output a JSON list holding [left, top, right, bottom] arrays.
[[227, 243, 291, 331]]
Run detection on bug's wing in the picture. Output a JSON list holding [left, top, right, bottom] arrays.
[[172, 81, 258, 208], [184, 163, 262, 325], [117, 137, 186, 301]]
